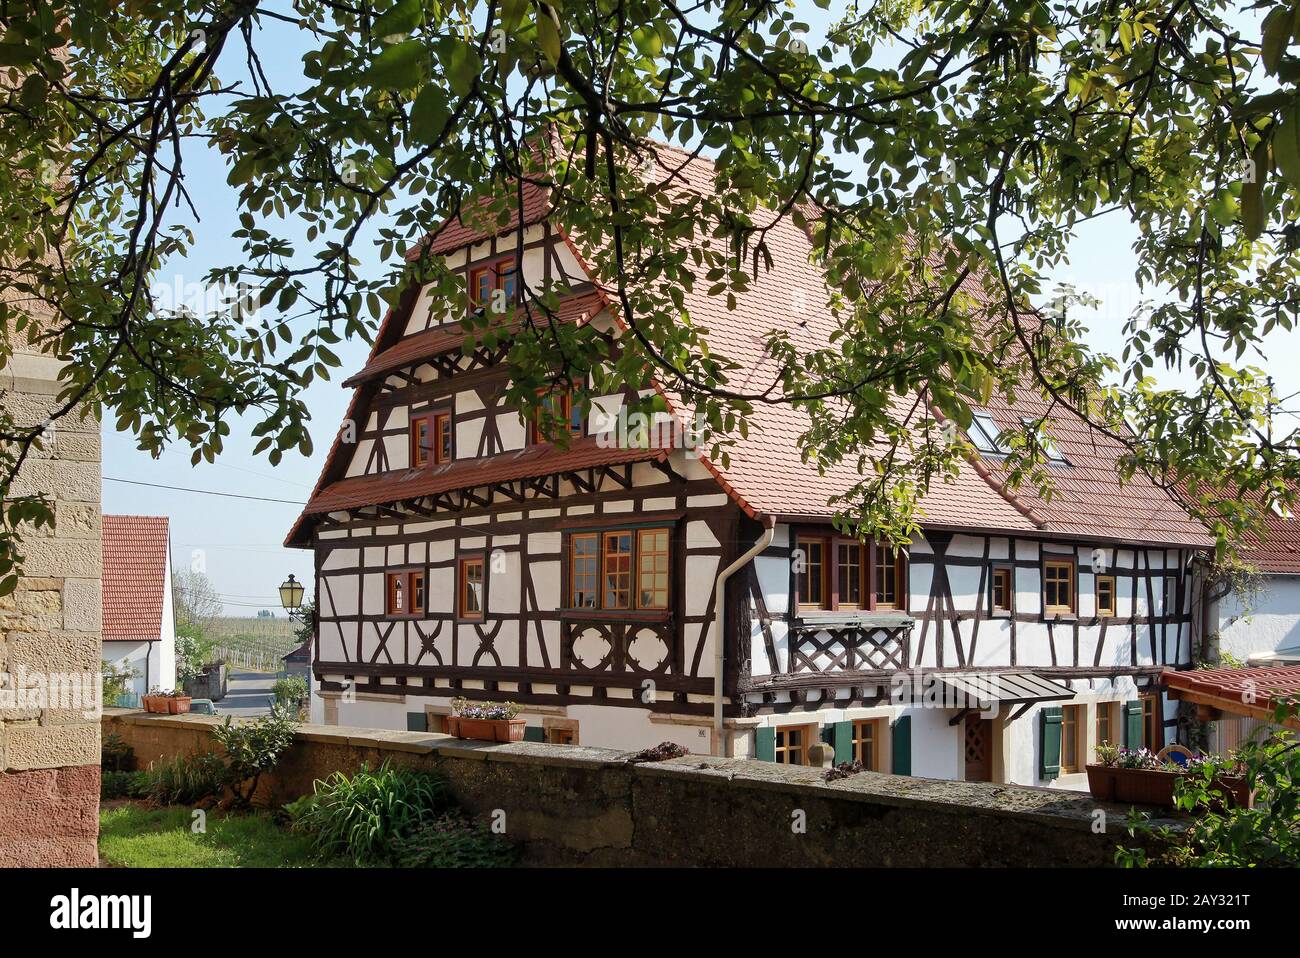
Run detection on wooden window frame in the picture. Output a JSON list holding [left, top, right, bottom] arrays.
[[457, 555, 486, 621], [385, 568, 426, 618], [564, 526, 673, 613], [852, 718, 884, 771], [468, 256, 518, 311], [990, 565, 1014, 615], [601, 530, 634, 611], [836, 541, 866, 610], [1095, 701, 1116, 753], [1096, 573, 1116, 617], [1141, 691, 1161, 751], [410, 409, 452, 468], [1061, 703, 1084, 773], [636, 528, 670, 610], [795, 530, 909, 614], [1043, 557, 1077, 615], [528, 387, 583, 445], [774, 724, 815, 766]]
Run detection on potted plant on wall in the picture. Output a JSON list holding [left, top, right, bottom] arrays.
[[142, 687, 167, 714], [445, 698, 525, 743], [163, 689, 193, 714], [1087, 744, 1252, 809]]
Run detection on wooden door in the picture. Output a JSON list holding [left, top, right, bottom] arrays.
[[964, 716, 993, 782]]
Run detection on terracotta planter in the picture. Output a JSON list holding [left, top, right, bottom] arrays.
[[142, 695, 168, 714], [166, 696, 192, 715], [1086, 764, 1253, 809], [446, 715, 525, 743]]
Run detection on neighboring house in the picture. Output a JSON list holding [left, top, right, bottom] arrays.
[[286, 147, 1211, 789], [281, 637, 312, 681], [0, 342, 102, 867], [102, 515, 176, 697]]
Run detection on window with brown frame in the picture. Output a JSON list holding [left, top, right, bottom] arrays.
[[774, 725, 814, 765], [1141, 691, 1161, 751], [837, 542, 865, 609], [547, 727, 576, 745], [570, 533, 599, 608], [410, 411, 451, 467], [990, 566, 1013, 613], [1061, 704, 1085, 773], [458, 557, 485, 620], [637, 528, 669, 610], [853, 719, 883, 771], [1043, 558, 1076, 613], [875, 544, 902, 609], [567, 527, 672, 611], [1096, 701, 1116, 750], [385, 570, 425, 617], [469, 257, 517, 312], [797, 536, 829, 610], [1096, 574, 1116, 617], [528, 388, 583, 445]]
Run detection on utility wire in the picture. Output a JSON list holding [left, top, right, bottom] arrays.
[[105, 476, 306, 505]]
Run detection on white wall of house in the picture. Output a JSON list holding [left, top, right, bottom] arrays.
[[1213, 573, 1300, 661], [158, 547, 177, 690], [102, 640, 161, 697]]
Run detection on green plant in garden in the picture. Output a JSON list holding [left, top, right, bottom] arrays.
[[175, 623, 215, 684], [1118, 698, 1300, 867], [297, 761, 452, 865], [272, 674, 309, 710], [100, 661, 138, 707], [101, 770, 150, 801], [99, 805, 331, 868], [393, 813, 517, 868], [1, 2, 1299, 592], [211, 711, 299, 808], [142, 752, 229, 806]]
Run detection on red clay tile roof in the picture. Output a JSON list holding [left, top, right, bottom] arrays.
[[103, 515, 170, 642], [289, 145, 1212, 550], [404, 181, 551, 261], [298, 437, 667, 518], [342, 289, 607, 388], [1164, 666, 1300, 725], [1236, 503, 1300, 573]]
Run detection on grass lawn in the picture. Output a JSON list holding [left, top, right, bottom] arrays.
[[99, 804, 332, 868]]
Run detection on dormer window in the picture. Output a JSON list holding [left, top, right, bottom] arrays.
[[469, 257, 518, 314], [967, 411, 1008, 455]]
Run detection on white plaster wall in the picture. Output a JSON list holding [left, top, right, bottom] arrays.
[[1215, 574, 1300, 660], [158, 546, 177, 691]]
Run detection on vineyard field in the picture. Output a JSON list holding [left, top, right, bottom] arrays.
[[207, 617, 303, 673]]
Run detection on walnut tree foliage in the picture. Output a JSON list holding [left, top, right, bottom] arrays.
[[2, 0, 1299, 593]]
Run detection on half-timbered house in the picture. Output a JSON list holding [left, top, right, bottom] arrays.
[[286, 147, 1213, 789]]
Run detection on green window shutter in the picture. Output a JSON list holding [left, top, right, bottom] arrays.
[[891, 716, 911, 775], [1040, 706, 1063, 780], [523, 725, 545, 743], [1123, 700, 1143, 748], [832, 721, 854, 765], [755, 727, 776, 762], [406, 711, 427, 732]]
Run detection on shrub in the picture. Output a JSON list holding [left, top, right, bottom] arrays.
[[211, 711, 298, 808], [629, 741, 689, 762], [143, 752, 227, 805], [271, 675, 309, 709], [298, 761, 451, 865], [101, 660, 138, 707], [393, 813, 518, 868], [101, 770, 149, 801]]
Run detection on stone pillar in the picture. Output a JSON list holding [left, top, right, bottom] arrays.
[[0, 348, 102, 866]]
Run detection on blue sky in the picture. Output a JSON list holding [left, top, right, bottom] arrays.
[[101, 2, 1298, 615]]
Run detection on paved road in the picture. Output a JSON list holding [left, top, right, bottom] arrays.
[[217, 670, 275, 718]]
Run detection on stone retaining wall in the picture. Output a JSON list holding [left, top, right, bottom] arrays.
[[103, 709, 1173, 867]]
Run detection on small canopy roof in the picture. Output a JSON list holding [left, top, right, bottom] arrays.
[[1163, 666, 1300, 729], [928, 670, 1075, 722]]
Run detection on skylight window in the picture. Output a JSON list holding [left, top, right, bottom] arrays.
[[967, 412, 1007, 455], [1021, 417, 1071, 465]]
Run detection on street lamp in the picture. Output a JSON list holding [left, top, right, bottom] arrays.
[[279, 573, 305, 618]]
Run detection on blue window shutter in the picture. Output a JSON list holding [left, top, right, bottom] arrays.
[[755, 727, 776, 762], [523, 725, 545, 743], [891, 716, 911, 775], [1040, 706, 1063, 780], [1123, 700, 1143, 748], [406, 711, 427, 732]]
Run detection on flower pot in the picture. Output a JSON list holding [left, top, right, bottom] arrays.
[[166, 696, 192, 715], [142, 695, 168, 714], [446, 716, 525, 743], [1086, 764, 1254, 809]]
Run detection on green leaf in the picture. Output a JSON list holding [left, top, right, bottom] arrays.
[[373, 0, 423, 41], [410, 84, 451, 145], [1274, 104, 1300, 187], [442, 39, 481, 97], [0, 42, 36, 67], [1262, 6, 1292, 75], [537, 10, 562, 66], [368, 39, 425, 90]]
